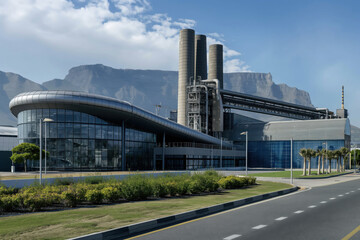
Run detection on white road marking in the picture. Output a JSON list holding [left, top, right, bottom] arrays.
[[330, 197, 336, 200], [252, 225, 267, 230], [351, 191, 355, 193], [345, 192, 350, 195], [320, 201, 327, 204], [294, 210, 304, 214], [275, 217, 287, 221], [308, 205, 316, 208], [224, 234, 241, 240], [338, 194, 344, 197]]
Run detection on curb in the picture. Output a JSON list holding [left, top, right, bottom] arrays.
[[69, 186, 299, 240], [297, 172, 353, 179]]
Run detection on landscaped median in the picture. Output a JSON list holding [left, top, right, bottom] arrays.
[[0, 171, 294, 240]]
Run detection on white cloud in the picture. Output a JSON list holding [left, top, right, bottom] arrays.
[[0, 0, 250, 81], [224, 59, 251, 73]]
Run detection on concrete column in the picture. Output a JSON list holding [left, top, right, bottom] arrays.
[[195, 34, 207, 82], [209, 44, 223, 89], [162, 132, 166, 170], [178, 29, 195, 126]]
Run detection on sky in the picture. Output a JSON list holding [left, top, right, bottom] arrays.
[[0, 0, 359, 126]]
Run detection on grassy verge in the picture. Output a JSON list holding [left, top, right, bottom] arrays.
[[0, 181, 291, 240], [0, 171, 171, 181], [249, 171, 349, 178]]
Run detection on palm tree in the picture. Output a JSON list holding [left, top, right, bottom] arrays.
[[307, 149, 316, 176], [327, 150, 334, 173], [321, 149, 327, 174], [340, 147, 349, 172], [316, 149, 322, 175], [299, 148, 307, 176], [334, 150, 341, 173]]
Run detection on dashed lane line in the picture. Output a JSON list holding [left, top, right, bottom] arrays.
[[252, 225, 267, 230], [294, 210, 304, 214], [320, 201, 327, 204], [275, 217, 287, 221], [338, 194, 344, 197], [308, 205, 316, 208], [330, 197, 336, 200], [223, 234, 241, 240]]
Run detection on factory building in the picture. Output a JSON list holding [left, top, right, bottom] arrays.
[[7, 28, 351, 171], [0, 125, 17, 171]]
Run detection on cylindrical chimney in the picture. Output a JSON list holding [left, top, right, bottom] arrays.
[[208, 44, 223, 89], [177, 29, 195, 126], [195, 34, 207, 82]]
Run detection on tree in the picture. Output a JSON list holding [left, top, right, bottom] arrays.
[[339, 147, 349, 172], [307, 149, 316, 176], [321, 149, 327, 174], [327, 150, 334, 173], [333, 150, 341, 173], [10, 143, 47, 172], [299, 148, 307, 176], [316, 149, 322, 175]]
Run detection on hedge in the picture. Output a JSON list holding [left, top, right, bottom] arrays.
[[0, 171, 256, 213]]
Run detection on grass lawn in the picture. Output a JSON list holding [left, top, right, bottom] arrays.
[[0, 181, 291, 240], [248, 171, 349, 178]]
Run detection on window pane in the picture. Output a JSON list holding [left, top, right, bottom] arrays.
[[57, 109, 65, 122], [66, 123, 73, 138], [81, 124, 88, 138], [74, 112, 81, 122], [73, 124, 81, 138], [65, 110, 73, 122], [58, 123, 65, 138]]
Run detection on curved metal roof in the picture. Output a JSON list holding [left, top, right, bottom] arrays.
[[9, 91, 225, 145]]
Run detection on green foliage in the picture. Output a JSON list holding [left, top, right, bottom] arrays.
[[120, 175, 153, 201], [102, 186, 122, 202], [218, 176, 257, 189], [10, 142, 48, 172], [0, 185, 18, 195], [83, 176, 105, 185], [61, 188, 78, 207], [53, 178, 75, 186], [85, 189, 104, 204]]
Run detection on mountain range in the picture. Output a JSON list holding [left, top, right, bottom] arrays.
[[1, 64, 314, 126]]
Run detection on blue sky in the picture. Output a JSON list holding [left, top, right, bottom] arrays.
[[0, 0, 359, 126]]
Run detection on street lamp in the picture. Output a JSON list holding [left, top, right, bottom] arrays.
[[39, 117, 54, 184], [240, 131, 248, 175], [44, 118, 54, 174]]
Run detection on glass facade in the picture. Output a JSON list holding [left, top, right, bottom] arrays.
[[249, 140, 346, 169], [17, 109, 156, 171]]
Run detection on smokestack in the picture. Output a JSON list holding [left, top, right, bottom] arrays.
[[195, 34, 207, 82], [177, 29, 195, 126], [208, 44, 223, 89], [342, 85, 344, 109]]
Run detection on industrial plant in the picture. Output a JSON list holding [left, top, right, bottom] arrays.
[[3, 28, 351, 172]]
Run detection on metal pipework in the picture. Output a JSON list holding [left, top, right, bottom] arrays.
[[195, 34, 207, 83], [178, 29, 195, 126], [208, 44, 223, 89]]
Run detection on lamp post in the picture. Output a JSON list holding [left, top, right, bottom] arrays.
[[43, 118, 54, 174], [240, 131, 248, 175], [39, 117, 54, 184], [290, 138, 293, 184]]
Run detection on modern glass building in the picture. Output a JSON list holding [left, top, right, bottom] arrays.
[[10, 91, 238, 171], [0, 125, 18, 171], [224, 113, 351, 169]]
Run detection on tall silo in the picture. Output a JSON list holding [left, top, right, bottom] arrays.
[[195, 34, 207, 82], [178, 29, 195, 126], [208, 44, 223, 89]]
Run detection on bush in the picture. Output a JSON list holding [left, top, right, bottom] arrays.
[[61, 188, 78, 207], [0, 195, 20, 212], [120, 175, 152, 201], [0, 185, 18, 195], [218, 176, 257, 189], [101, 186, 121, 202], [85, 189, 104, 204], [83, 176, 105, 185], [190, 173, 219, 193]]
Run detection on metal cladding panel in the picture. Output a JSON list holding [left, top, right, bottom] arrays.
[[9, 91, 224, 145], [260, 118, 348, 141], [178, 29, 195, 126], [195, 34, 207, 81], [208, 44, 223, 89]]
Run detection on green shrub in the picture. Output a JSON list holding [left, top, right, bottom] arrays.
[[101, 186, 121, 202], [0, 185, 18, 195], [0, 195, 20, 212], [150, 178, 169, 198], [61, 188, 78, 207], [120, 175, 152, 201], [218, 176, 257, 189], [85, 189, 104, 204], [21, 192, 48, 212]]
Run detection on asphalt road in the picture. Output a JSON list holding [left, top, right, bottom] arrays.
[[128, 178, 360, 240]]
